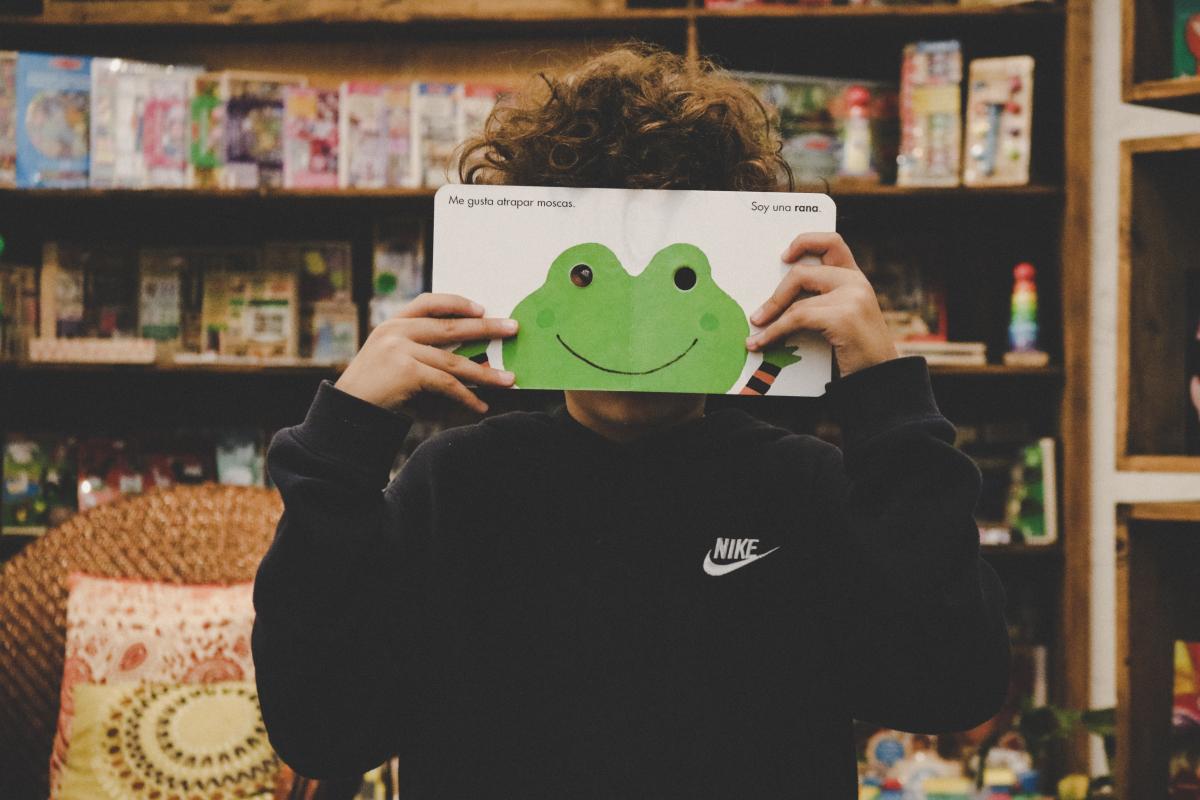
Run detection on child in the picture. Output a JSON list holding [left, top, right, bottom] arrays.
[[252, 46, 1010, 798]]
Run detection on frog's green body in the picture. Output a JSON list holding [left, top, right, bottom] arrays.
[[458, 242, 800, 394]]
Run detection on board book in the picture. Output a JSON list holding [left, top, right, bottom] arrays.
[[432, 184, 835, 397]]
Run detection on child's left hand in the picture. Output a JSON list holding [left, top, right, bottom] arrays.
[[746, 232, 898, 377]]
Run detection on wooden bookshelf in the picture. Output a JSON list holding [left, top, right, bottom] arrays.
[[0, 0, 1063, 28], [1116, 134, 1200, 472], [1115, 502, 1200, 796], [1122, 0, 1200, 114], [0, 0, 1095, 779]]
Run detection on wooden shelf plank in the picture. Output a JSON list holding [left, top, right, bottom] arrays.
[[0, 1, 1065, 27], [1123, 501, 1200, 523], [1124, 77, 1200, 115]]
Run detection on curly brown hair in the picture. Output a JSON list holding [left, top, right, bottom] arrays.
[[456, 44, 792, 192]]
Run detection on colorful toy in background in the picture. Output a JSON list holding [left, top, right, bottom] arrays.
[[1176, 0, 1200, 78], [735, 70, 898, 185], [1172, 641, 1200, 798], [897, 40, 963, 187], [963, 56, 1033, 188], [1004, 262, 1049, 368]]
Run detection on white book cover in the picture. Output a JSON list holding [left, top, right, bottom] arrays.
[[412, 81, 460, 189], [338, 81, 387, 189], [433, 184, 836, 397], [90, 57, 152, 188], [143, 65, 201, 188]]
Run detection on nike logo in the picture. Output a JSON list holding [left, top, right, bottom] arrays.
[[702, 542, 780, 576]]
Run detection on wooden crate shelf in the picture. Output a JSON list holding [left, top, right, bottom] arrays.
[[1122, 0, 1200, 114], [1117, 134, 1200, 472], [1116, 502, 1200, 797]]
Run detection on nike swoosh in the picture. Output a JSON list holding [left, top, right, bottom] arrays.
[[702, 546, 780, 577]]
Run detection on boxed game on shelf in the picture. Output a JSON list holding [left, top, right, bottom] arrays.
[[412, 81, 460, 189], [384, 82, 415, 188], [263, 240, 353, 358], [897, 40, 962, 188], [2, 434, 76, 536], [39, 242, 138, 340], [1, 51, 16, 187], [215, 428, 266, 487], [189, 71, 307, 190], [310, 300, 359, 362], [201, 265, 299, 358], [143, 65, 202, 188], [90, 57, 150, 189], [15, 52, 91, 188], [957, 420, 1057, 546], [339, 81, 389, 189], [137, 249, 189, 352], [370, 215, 426, 328], [283, 87, 339, 189], [963, 56, 1034, 187], [734, 71, 898, 185], [457, 83, 504, 144]]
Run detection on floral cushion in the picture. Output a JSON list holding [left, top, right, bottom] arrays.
[[50, 575, 257, 798], [56, 681, 278, 800]]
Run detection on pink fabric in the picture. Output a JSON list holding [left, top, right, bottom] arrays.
[[49, 574, 256, 798]]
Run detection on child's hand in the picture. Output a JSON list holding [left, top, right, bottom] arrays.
[[335, 293, 518, 414], [746, 232, 898, 377]]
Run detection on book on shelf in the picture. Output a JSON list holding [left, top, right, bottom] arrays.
[[895, 340, 987, 367], [959, 421, 1057, 546], [339, 81, 389, 189], [143, 65, 202, 188], [897, 41, 962, 188], [90, 57, 150, 189], [0, 264, 37, 360], [39, 242, 139, 340], [457, 83, 504, 144], [189, 71, 307, 190], [15, 53, 91, 189], [201, 267, 299, 358], [0, 51, 16, 187], [2, 434, 76, 536], [137, 249, 188, 352], [215, 428, 266, 487], [370, 215, 427, 328], [310, 300, 360, 362], [263, 240, 353, 357], [383, 82, 415, 188], [283, 87, 339, 189], [412, 82, 460, 190]]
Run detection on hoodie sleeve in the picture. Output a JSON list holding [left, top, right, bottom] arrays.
[[816, 356, 1011, 733], [251, 380, 429, 779]]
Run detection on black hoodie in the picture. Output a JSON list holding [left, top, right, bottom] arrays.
[[252, 355, 1010, 798]]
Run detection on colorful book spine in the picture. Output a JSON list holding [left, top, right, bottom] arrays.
[[221, 72, 306, 189], [15, 52, 92, 188], [283, 86, 339, 189], [383, 82, 414, 188], [412, 81, 460, 189], [0, 51, 16, 187], [188, 73, 224, 189], [143, 66, 200, 188], [338, 81, 387, 189]]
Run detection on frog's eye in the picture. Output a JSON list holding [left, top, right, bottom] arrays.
[[570, 264, 593, 287], [673, 266, 697, 291]]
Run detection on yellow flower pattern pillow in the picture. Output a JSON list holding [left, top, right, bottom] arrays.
[[57, 681, 279, 800]]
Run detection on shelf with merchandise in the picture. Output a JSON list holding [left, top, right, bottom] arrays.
[[1116, 502, 1200, 797], [1122, 0, 1200, 114], [0, 184, 1064, 201], [1116, 134, 1200, 472], [0, 1, 1065, 29]]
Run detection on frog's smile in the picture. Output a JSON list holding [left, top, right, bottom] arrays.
[[555, 334, 698, 375]]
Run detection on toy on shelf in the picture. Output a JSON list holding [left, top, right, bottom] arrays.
[[1004, 261, 1049, 367], [963, 56, 1034, 187], [897, 40, 962, 188], [1175, 0, 1200, 78]]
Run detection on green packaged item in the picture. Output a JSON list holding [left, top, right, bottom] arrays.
[[1176, 0, 1200, 78]]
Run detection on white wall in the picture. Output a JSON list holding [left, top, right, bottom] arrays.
[[1090, 0, 1200, 771]]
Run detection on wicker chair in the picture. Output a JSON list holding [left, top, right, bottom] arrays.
[[0, 483, 364, 800]]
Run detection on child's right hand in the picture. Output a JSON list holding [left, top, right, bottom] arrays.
[[334, 293, 518, 415]]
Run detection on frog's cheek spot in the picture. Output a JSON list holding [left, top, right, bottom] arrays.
[[536, 308, 556, 329], [700, 313, 719, 332]]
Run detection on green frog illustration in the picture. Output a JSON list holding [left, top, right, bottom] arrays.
[[457, 242, 800, 395]]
